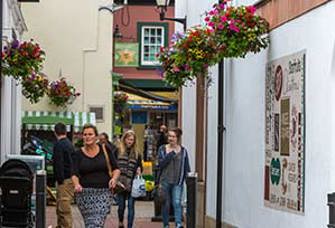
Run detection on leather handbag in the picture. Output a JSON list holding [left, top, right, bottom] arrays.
[[102, 143, 125, 193]]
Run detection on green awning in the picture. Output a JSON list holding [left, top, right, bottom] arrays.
[[22, 111, 96, 132]]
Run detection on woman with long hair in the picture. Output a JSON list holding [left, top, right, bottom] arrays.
[[117, 130, 142, 228], [71, 124, 120, 227], [158, 128, 191, 228]]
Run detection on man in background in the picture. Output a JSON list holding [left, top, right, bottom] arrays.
[[156, 124, 168, 151], [53, 122, 75, 228]]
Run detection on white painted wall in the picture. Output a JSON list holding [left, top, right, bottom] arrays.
[[21, 0, 114, 134], [1, 0, 27, 164], [179, 0, 335, 227], [208, 1, 335, 227]]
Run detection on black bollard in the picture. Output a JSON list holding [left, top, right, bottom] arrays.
[[36, 170, 46, 228], [152, 163, 162, 221], [186, 172, 197, 228]]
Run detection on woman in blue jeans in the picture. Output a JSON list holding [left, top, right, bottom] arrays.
[[158, 128, 191, 228], [117, 130, 142, 228]]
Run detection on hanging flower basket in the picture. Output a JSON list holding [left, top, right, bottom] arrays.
[[113, 91, 128, 114], [158, 27, 223, 87], [48, 77, 80, 107], [205, 1, 269, 58], [1, 39, 45, 80], [158, 0, 270, 88], [21, 72, 49, 104]]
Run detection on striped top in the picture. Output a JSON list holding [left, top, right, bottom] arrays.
[[117, 149, 142, 192]]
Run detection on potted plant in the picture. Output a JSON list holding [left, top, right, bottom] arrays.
[[1, 39, 45, 80], [48, 77, 80, 107], [21, 72, 49, 103], [113, 91, 128, 114]]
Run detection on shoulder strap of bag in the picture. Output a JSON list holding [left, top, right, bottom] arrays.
[[102, 144, 113, 178]]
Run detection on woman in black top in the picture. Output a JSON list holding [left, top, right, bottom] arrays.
[[72, 124, 120, 228]]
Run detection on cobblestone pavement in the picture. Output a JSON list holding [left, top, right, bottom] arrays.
[[47, 201, 180, 228]]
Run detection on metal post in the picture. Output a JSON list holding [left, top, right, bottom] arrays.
[[328, 192, 335, 228], [35, 170, 46, 228], [186, 172, 197, 228]]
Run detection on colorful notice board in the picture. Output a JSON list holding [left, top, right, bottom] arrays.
[[264, 51, 306, 214]]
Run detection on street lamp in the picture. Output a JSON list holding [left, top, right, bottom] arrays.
[[155, 0, 187, 31]]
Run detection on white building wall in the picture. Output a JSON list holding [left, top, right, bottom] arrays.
[[21, 0, 114, 134], [207, 1, 335, 227], [179, 0, 335, 227], [1, 0, 27, 164]]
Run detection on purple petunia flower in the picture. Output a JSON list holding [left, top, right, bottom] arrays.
[[171, 31, 185, 43], [219, 3, 226, 9], [11, 39, 19, 49], [156, 67, 165, 78]]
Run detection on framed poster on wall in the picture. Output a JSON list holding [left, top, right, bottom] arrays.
[[264, 51, 306, 214]]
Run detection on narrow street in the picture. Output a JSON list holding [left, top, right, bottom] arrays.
[[46, 201, 179, 228]]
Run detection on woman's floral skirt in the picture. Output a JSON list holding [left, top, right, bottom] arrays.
[[76, 188, 113, 228]]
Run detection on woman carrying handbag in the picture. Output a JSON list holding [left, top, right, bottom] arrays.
[[71, 124, 120, 228], [117, 130, 143, 228]]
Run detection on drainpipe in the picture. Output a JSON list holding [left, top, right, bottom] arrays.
[[216, 59, 224, 228], [0, 0, 3, 164]]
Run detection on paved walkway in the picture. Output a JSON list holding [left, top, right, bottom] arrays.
[[47, 201, 180, 228]]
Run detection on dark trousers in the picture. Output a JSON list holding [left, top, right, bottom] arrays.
[[118, 192, 135, 228]]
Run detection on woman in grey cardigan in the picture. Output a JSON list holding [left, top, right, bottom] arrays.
[[158, 128, 191, 228]]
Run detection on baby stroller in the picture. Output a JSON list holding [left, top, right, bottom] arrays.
[[0, 159, 34, 227]]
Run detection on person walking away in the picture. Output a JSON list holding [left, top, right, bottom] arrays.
[[71, 124, 120, 228], [158, 128, 190, 228], [53, 122, 75, 228], [156, 124, 168, 152], [143, 125, 149, 161], [117, 130, 142, 228]]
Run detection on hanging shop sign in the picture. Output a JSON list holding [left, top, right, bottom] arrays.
[[115, 42, 139, 67], [264, 51, 306, 214]]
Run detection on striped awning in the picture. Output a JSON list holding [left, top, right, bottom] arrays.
[[73, 112, 96, 132], [22, 111, 96, 132], [22, 111, 73, 131]]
